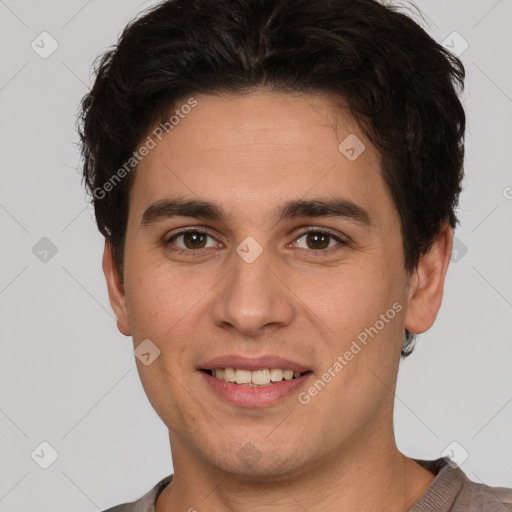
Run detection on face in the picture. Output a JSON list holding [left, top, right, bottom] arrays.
[[104, 91, 449, 479]]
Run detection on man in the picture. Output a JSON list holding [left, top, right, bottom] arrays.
[[78, 0, 512, 510]]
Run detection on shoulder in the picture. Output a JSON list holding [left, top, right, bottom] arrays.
[[102, 474, 173, 512], [413, 458, 512, 511], [454, 477, 512, 511]]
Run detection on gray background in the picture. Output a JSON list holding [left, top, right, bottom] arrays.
[[0, 0, 511, 510]]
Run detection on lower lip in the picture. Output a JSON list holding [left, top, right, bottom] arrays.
[[199, 371, 312, 408]]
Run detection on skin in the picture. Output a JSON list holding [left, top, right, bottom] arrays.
[[103, 91, 452, 511]]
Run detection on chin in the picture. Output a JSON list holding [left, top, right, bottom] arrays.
[[202, 441, 311, 481]]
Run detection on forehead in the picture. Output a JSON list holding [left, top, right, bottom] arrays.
[[160, 91, 363, 155], [129, 91, 391, 226]]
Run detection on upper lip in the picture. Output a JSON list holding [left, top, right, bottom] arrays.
[[199, 355, 311, 373]]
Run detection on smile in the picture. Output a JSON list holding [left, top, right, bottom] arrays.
[[202, 368, 309, 386]]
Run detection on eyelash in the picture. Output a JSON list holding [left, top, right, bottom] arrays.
[[164, 226, 347, 256]]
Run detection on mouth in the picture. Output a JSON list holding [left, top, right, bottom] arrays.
[[200, 368, 313, 387]]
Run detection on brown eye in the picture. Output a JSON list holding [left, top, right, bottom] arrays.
[[167, 230, 217, 250], [292, 229, 345, 252], [305, 232, 330, 250], [182, 231, 207, 249]]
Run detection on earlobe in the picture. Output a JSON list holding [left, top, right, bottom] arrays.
[[404, 224, 453, 335], [102, 239, 131, 336]]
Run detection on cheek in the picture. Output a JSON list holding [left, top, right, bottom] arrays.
[[125, 273, 200, 423], [311, 271, 405, 426], [303, 264, 400, 330], [122, 243, 197, 333], [123, 263, 216, 378], [312, 264, 406, 372], [124, 269, 180, 344]]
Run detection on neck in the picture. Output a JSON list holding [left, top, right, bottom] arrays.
[[156, 431, 435, 512]]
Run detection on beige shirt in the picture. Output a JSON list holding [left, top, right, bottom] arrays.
[[102, 458, 512, 511]]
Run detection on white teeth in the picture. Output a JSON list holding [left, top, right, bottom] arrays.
[[235, 369, 252, 384], [210, 367, 305, 386], [252, 369, 271, 385], [223, 368, 236, 382], [270, 369, 283, 382]]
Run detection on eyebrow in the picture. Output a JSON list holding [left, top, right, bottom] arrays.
[[140, 197, 373, 228]]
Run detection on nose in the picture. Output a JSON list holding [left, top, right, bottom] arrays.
[[211, 243, 295, 337]]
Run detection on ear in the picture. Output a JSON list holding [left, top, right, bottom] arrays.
[[102, 239, 131, 336], [404, 223, 453, 335]]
